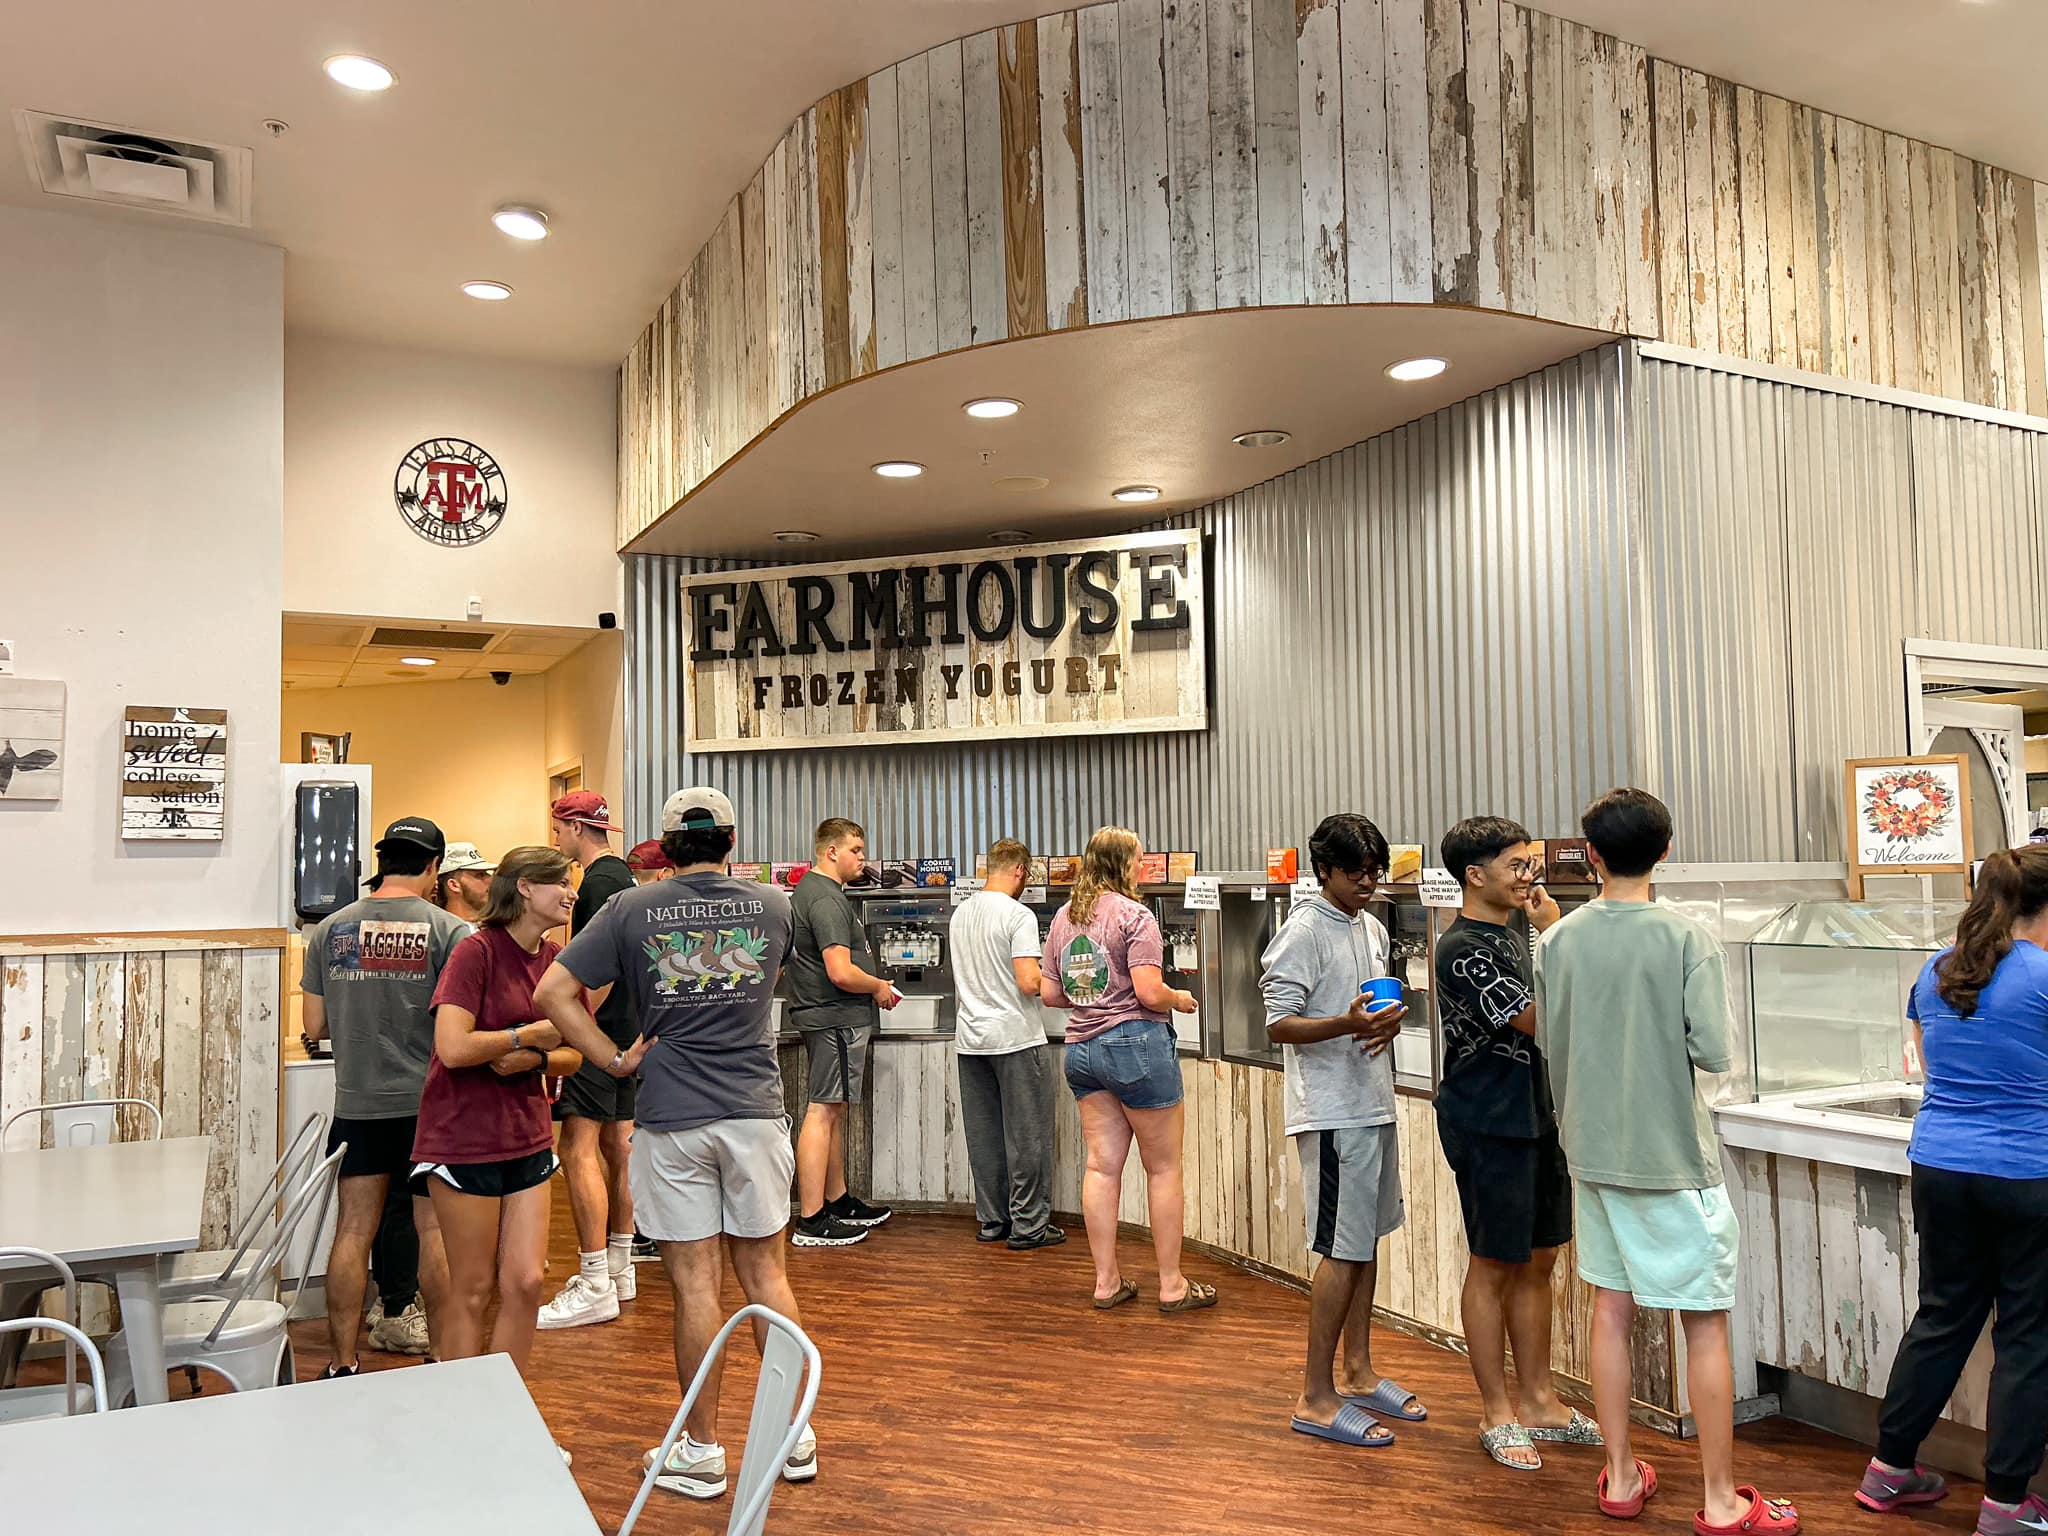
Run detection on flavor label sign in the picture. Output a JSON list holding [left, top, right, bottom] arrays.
[[121, 706, 227, 841], [679, 530, 1206, 752]]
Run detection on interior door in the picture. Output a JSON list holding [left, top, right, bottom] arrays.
[[1920, 698, 2027, 853]]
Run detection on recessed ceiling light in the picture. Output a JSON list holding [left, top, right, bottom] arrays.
[[323, 55, 395, 92], [773, 530, 820, 543], [492, 206, 550, 241], [987, 529, 1033, 544], [398, 656, 437, 667], [872, 461, 924, 478], [1385, 356, 1448, 382], [1233, 429, 1292, 448], [1112, 485, 1161, 503], [461, 281, 513, 301], [993, 474, 1050, 492], [963, 398, 1021, 419]]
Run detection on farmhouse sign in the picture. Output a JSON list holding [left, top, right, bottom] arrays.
[[122, 706, 228, 841], [681, 530, 1206, 752]]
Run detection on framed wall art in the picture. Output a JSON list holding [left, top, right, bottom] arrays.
[[1845, 754, 1972, 897], [122, 705, 228, 841], [0, 677, 64, 801]]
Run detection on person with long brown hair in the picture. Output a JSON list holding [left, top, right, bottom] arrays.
[[1040, 827, 1209, 1312], [412, 845, 584, 1455], [1856, 846, 2048, 1536]]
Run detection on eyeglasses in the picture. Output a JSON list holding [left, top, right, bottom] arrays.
[[1504, 859, 1541, 878]]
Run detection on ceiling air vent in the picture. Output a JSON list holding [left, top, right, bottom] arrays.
[[13, 110, 251, 226], [367, 628, 497, 652]]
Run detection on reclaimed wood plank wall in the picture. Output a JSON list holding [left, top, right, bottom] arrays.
[[617, 0, 2048, 547], [0, 947, 282, 1250], [861, 1040, 1686, 1413]]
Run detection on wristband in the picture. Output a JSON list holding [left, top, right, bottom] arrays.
[[508, 1025, 522, 1053], [608, 1050, 626, 1075]]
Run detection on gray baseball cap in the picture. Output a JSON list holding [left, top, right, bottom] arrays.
[[440, 841, 494, 876], [662, 786, 736, 832]]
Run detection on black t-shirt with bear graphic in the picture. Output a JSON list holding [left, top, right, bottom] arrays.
[[1433, 915, 1554, 1139]]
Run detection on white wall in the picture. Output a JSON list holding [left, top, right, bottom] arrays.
[[0, 208, 283, 933], [285, 334, 618, 629]]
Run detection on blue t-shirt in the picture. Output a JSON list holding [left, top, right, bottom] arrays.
[[1908, 940, 2048, 1179]]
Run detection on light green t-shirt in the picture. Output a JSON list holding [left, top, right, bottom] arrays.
[[1532, 899, 1733, 1191]]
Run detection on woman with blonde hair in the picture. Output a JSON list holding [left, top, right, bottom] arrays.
[[412, 846, 583, 1443], [1042, 827, 1210, 1312]]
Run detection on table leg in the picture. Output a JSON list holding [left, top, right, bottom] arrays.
[[0, 1278, 38, 1387], [113, 1263, 170, 1407]]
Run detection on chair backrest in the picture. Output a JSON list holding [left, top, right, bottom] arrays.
[[204, 1110, 329, 1292], [198, 1142, 345, 1347], [0, 1098, 163, 1151], [0, 1246, 91, 1415], [0, 1318, 108, 1414], [617, 1304, 821, 1536]]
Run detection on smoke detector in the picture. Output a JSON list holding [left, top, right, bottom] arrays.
[[14, 110, 252, 226]]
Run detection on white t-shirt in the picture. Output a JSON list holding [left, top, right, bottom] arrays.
[[951, 890, 1043, 1055]]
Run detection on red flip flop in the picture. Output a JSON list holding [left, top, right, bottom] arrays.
[[1598, 1459, 1659, 1519], [1695, 1486, 1801, 1535]]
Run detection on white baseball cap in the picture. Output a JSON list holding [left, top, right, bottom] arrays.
[[662, 786, 736, 832], [440, 841, 494, 875]]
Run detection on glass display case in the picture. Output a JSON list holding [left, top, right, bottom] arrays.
[[1746, 897, 1964, 1099]]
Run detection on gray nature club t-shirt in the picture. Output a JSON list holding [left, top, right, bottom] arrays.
[[558, 871, 794, 1132], [301, 894, 472, 1120], [785, 871, 879, 1032]]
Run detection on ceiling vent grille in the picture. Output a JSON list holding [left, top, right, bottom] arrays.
[[367, 627, 497, 652], [13, 110, 251, 226]]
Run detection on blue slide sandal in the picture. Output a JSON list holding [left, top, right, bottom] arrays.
[[1346, 1378, 1427, 1422], [1290, 1403, 1394, 1448]]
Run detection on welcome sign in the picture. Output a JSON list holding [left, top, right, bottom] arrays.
[[681, 530, 1206, 752]]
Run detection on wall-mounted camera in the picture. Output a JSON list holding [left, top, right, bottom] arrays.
[[491, 671, 511, 686]]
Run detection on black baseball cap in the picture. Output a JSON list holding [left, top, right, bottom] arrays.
[[374, 817, 446, 859]]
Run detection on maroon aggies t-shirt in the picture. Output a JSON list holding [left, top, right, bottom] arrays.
[[413, 926, 561, 1165]]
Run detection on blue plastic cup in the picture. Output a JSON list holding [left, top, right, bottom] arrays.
[[1360, 977, 1403, 1008]]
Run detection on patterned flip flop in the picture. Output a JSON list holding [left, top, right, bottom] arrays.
[[1528, 1408, 1605, 1445], [1480, 1421, 1542, 1471]]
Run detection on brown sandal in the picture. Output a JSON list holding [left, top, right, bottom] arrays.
[[1092, 1279, 1139, 1309], [1159, 1279, 1218, 1313]]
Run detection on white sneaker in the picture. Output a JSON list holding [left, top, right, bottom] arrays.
[[536, 1273, 619, 1330], [611, 1264, 636, 1303], [782, 1427, 818, 1483], [368, 1300, 432, 1355], [643, 1439, 726, 1499]]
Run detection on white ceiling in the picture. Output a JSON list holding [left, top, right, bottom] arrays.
[[627, 305, 1613, 561], [282, 615, 599, 691], [5, 1, 2042, 370], [1541, 0, 2048, 184]]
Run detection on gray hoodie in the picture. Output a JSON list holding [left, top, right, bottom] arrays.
[[1258, 892, 1395, 1135]]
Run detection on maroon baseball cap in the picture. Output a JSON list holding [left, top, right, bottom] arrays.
[[550, 790, 623, 832], [626, 838, 673, 872]]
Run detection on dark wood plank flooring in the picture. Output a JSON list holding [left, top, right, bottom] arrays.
[[179, 1194, 1977, 1532]]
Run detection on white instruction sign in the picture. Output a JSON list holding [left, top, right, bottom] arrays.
[[1022, 886, 1048, 905], [1419, 867, 1464, 909], [1293, 876, 1320, 901], [950, 879, 985, 906], [1249, 885, 1267, 902], [1183, 875, 1220, 911]]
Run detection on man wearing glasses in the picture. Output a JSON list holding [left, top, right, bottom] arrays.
[[1434, 817, 1596, 1472]]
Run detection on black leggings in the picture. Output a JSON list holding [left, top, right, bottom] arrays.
[[370, 1175, 419, 1313], [1875, 1163, 2048, 1504]]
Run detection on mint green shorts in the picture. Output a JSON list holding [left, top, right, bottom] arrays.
[[1573, 1181, 1739, 1312]]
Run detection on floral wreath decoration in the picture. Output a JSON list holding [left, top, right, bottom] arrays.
[[1863, 768, 1955, 844]]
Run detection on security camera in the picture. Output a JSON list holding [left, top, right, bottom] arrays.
[[491, 671, 511, 686]]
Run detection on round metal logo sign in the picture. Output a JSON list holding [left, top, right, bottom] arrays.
[[394, 438, 507, 547]]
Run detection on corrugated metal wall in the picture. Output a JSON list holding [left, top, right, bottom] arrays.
[[1633, 354, 2047, 861], [625, 346, 1636, 868]]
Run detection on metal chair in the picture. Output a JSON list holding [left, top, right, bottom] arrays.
[[0, 1247, 108, 1420], [103, 1143, 345, 1406], [0, 1097, 163, 1150], [618, 1304, 822, 1536], [159, 1110, 329, 1304]]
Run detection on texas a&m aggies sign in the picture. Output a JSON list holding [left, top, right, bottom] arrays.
[[395, 439, 507, 547], [681, 530, 1206, 752]]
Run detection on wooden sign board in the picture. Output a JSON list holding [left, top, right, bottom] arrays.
[[0, 677, 65, 802], [1844, 753, 1972, 897], [679, 530, 1207, 752], [122, 706, 228, 841]]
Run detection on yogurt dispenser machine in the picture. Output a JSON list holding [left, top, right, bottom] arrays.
[[862, 893, 956, 1034]]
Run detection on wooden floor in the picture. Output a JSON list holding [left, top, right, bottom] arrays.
[[253, 1197, 1973, 1533]]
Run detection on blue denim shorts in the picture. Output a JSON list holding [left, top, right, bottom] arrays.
[[1062, 1018, 1183, 1110]]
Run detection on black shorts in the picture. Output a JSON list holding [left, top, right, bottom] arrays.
[[553, 1058, 638, 1123], [1437, 1121, 1572, 1265], [328, 1115, 419, 1180], [409, 1149, 559, 1199]]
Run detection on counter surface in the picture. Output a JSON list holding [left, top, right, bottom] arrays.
[[1715, 1082, 1916, 1175]]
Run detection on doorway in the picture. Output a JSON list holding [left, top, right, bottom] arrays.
[[1905, 639, 2047, 852]]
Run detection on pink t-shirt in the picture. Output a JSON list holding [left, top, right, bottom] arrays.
[[1042, 890, 1168, 1044]]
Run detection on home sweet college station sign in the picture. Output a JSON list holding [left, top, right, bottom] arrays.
[[681, 530, 1206, 752]]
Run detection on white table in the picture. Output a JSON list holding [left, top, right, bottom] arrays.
[[0, 1136, 210, 1406], [0, 1354, 600, 1532]]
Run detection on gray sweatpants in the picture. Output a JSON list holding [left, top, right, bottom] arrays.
[[957, 1046, 1057, 1238]]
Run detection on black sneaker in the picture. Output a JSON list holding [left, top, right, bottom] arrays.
[[1006, 1224, 1068, 1251], [976, 1223, 1012, 1243], [318, 1362, 358, 1380], [630, 1232, 660, 1263], [791, 1211, 870, 1247], [827, 1192, 893, 1228]]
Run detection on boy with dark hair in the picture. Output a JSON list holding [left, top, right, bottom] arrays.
[[1260, 812, 1425, 1449], [1536, 788, 1799, 1533], [1436, 815, 1596, 1471]]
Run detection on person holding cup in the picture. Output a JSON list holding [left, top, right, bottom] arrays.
[[1259, 812, 1422, 1448]]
